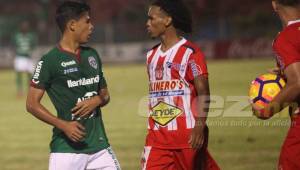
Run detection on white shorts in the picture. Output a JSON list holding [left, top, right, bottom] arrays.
[[49, 147, 121, 170], [14, 56, 34, 73]]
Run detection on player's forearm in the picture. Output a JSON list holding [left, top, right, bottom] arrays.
[[195, 95, 210, 125], [97, 88, 110, 107], [268, 83, 300, 114], [26, 102, 66, 130]]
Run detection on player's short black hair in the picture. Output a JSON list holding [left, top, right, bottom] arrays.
[[276, 0, 300, 6], [55, 1, 90, 32], [151, 0, 192, 33]]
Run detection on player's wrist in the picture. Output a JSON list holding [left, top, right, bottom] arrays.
[[54, 119, 68, 131], [194, 118, 205, 127]]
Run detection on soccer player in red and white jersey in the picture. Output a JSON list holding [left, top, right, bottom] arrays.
[[252, 0, 300, 169], [141, 0, 220, 169]]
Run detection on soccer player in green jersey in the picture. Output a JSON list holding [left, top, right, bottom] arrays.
[[26, 1, 120, 170], [12, 20, 37, 97]]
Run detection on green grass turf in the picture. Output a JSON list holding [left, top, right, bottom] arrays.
[[0, 59, 290, 170]]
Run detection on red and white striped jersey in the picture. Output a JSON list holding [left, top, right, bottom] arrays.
[[145, 38, 208, 149]]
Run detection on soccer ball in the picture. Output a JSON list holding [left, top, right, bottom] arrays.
[[249, 73, 286, 109]]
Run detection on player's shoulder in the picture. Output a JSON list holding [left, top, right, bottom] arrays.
[[146, 43, 160, 57], [148, 43, 160, 52], [79, 45, 98, 55], [279, 22, 300, 39], [41, 47, 60, 60], [181, 40, 203, 54], [80, 45, 95, 51]]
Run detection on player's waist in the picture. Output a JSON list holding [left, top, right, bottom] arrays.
[[146, 129, 192, 149]]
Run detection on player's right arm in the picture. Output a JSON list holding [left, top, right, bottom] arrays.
[[26, 86, 85, 142], [262, 63, 300, 116], [253, 34, 300, 118]]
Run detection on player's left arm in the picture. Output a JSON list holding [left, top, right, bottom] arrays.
[[189, 75, 210, 149], [256, 62, 300, 119], [71, 87, 110, 118]]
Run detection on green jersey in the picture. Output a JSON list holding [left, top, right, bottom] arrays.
[[13, 32, 36, 57], [31, 46, 109, 153]]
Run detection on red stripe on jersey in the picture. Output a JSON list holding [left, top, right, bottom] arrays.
[[171, 46, 187, 79], [147, 47, 158, 65], [171, 46, 188, 130]]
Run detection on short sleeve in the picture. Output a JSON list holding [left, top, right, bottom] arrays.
[[276, 36, 300, 69], [93, 50, 107, 89], [30, 56, 52, 89], [186, 51, 208, 81]]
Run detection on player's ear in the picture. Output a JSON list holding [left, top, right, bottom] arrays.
[[165, 16, 172, 27], [67, 19, 77, 32]]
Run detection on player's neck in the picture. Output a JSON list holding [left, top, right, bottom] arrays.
[[59, 34, 80, 54], [280, 7, 300, 27], [160, 30, 181, 52]]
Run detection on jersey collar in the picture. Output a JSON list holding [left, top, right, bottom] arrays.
[[287, 19, 300, 26], [158, 38, 187, 56], [57, 44, 81, 62]]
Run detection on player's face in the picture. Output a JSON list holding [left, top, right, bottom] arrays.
[[73, 12, 94, 44], [146, 6, 170, 38]]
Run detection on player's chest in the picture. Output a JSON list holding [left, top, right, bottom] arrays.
[[148, 55, 187, 81], [53, 55, 99, 79]]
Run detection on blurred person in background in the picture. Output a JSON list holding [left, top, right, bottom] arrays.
[[12, 20, 37, 97], [252, 0, 300, 169], [141, 0, 220, 169], [26, 1, 120, 170]]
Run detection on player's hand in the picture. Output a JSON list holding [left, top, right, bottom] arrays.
[[61, 121, 85, 142], [250, 102, 272, 120], [71, 96, 100, 118], [268, 67, 281, 75], [189, 121, 205, 149]]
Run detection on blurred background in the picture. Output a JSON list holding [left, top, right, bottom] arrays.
[[0, 0, 289, 170], [0, 0, 281, 66]]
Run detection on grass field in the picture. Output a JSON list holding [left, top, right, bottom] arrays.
[[0, 59, 290, 170]]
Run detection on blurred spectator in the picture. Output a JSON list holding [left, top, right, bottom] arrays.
[[12, 20, 37, 97]]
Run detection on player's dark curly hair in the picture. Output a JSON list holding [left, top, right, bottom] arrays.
[[151, 0, 192, 33], [55, 1, 90, 32], [275, 0, 300, 6]]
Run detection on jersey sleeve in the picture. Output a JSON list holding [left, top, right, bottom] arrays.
[[186, 51, 208, 81], [30, 56, 52, 89], [276, 36, 300, 69], [94, 50, 107, 89]]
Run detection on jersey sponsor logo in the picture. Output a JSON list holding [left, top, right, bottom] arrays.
[[72, 91, 98, 120], [32, 61, 44, 84], [150, 90, 184, 98], [150, 101, 183, 126], [64, 67, 78, 74], [189, 59, 201, 77], [67, 75, 99, 88], [88, 56, 97, 69], [166, 62, 185, 72], [149, 80, 185, 98], [155, 66, 164, 80], [61, 60, 76, 67]]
